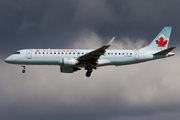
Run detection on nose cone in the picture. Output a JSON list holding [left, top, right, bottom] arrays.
[[4, 57, 11, 63]]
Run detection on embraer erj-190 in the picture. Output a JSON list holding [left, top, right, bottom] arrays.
[[5, 27, 175, 77]]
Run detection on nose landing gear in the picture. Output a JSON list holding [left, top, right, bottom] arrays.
[[21, 64, 26, 73]]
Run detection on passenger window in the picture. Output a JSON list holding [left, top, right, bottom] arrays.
[[119, 53, 121, 55], [35, 52, 37, 54], [43, 52, 44, 54], [54, 52, 56, 54], [69, 53, 71, 54], [73, 53, 75, 54], [126, 53, 128, 55], [111, 53, 113, 55], [50, 52, 52, 54], [108, 53, 110, 55], [47, 52, 48, 54], [62, 53, 64, 54], [39, 52, 41, 54], [130, 53, 132, 55], [123, 53, 124, 55], [58, 52, 60, 54], [115, 53, 117, 55]]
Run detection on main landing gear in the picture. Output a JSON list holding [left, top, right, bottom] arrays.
[[85, 65, 93, 77], [21, 65, 26, 73], [86, 68, 93, 77]]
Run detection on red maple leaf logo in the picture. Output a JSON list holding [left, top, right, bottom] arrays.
[[156, 37, 167, 47]]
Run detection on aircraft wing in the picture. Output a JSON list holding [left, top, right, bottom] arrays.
[[77, 37, 115, 62]]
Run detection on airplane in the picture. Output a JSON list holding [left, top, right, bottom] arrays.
[[5, 26, 175, 77]]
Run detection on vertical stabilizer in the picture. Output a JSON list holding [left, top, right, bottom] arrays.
[[140, 26, 172, 52]]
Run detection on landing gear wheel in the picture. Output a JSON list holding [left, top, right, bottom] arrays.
[[21, 65, 26, 73], [86, 71, 91, 77], [22, 70, 25, 73], [85, 68, 93, 77]]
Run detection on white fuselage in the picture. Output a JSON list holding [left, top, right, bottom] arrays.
[[5, 49, 167, 67]]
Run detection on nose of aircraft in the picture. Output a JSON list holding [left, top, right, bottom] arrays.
[[4, 56, 11, 63]]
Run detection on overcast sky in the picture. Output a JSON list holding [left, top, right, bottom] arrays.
[[1, 0, 180, 120]]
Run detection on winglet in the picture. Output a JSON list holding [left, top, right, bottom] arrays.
[[105, 37, 115, 46]]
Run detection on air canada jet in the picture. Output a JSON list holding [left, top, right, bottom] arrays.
[[5, 27, 175, 77]]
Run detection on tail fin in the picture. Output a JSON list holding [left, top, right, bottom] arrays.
[[140, 26, 172, 52]]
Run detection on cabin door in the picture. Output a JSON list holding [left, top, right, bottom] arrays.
[[134, 50, 139, 60], [26, 49, 32, 59]]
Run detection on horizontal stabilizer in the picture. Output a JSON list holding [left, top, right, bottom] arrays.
[[153, 47, 175, 55]]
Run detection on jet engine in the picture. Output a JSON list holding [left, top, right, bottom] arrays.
[[60, 66, 80, 73], [62, 58, 79, 66]]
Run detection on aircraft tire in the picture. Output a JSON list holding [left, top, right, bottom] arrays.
[[22, 70, 25, 73], [86, 71, 91, 77]]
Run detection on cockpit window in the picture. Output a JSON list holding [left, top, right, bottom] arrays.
[[14, 52, 20, 54]]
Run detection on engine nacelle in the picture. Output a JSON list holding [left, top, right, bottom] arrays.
[[60, 66, 80, 73], [62, 58, 78, 66]]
